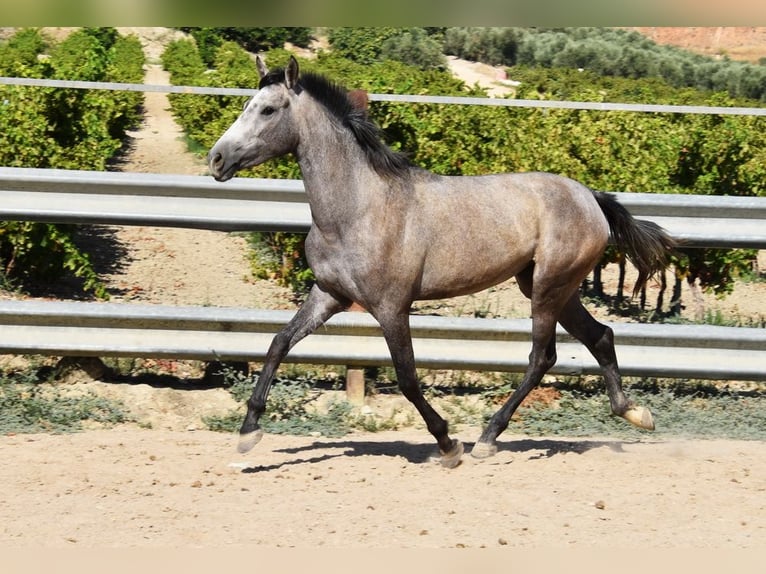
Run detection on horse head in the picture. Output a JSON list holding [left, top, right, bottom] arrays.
[[208, 56, 301, 182]]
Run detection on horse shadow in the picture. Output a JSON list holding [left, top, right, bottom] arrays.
[[240, 436, 631, 473]]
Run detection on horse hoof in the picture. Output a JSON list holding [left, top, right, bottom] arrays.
[[237, 429, 264, 453], [623, 406, 655, 431], [440, 439, 464, 469], [470, 440, 498, 459]]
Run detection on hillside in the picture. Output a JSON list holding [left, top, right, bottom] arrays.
[[627, 26, 766, 63]]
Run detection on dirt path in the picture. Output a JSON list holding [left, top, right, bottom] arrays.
[[446, 55, 518, 97], [1, 427, 764, 548], [102, 63, 294, 310]]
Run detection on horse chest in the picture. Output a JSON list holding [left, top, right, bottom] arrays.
[[306, 226, 414, 304]]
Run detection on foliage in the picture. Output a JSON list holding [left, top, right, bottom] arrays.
[[0, 369, 129, 434], [443, 27, 526, 66], [674, 247, 758, 297], [0, 27, 46, 74], [0, 28, 145, 298], [380, 28, 447, 70], [179, 27, 313, 67], [161, 37, 206, 84], [82, 27, 120, 51], [498, 378, 766, 441], [0, 222, 107, 299], [327, 27, 402, 65], [247, 231, 314, 297], [204, 366, 352, 437], [444, 27, 766, 102], [181, 28, 223, 67], [103, 34, 146, 138], [328, 27, 447, 70], [671, 100, 766, 197]]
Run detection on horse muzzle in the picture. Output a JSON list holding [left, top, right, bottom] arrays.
[[208, 151, 236, 182]]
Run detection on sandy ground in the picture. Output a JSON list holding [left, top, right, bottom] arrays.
[[1, 427, 765, 549], [2, 30, 766, 551]]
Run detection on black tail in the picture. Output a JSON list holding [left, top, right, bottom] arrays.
[[593, 191, 677, 296]]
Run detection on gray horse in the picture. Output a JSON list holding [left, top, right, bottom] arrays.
[[208, 56, 675, 467]]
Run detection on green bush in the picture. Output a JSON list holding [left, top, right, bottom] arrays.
[[104, 34, 146, 137], [82, 27, 119, 51], [203, 367, 352, 437], [161, 37, 206, 84], [247, 231, 313, 297], [329, 27, 450, 70], [183, 28, 223, 67], [380, 28, 446, 70], [327, 27, 403, 65], [0, 369, 128, 434], [0, 27, 46, 74], [443, 27, 525, 65], [0, 28, 145, 298], [0, 222, 107, 299], [179, 28, 313, 67]]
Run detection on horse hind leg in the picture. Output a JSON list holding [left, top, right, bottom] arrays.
[[471, 264, 613, 459], [557, 294, 654, 430]]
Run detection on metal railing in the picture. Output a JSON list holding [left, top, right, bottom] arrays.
[[0, 167, 764, 382], [0, 299, 763, 381], [2, 167, 765, 248], [3, 75, 766, 117]]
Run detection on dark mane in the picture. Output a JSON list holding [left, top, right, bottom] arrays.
[[261, 67, 413, 179]]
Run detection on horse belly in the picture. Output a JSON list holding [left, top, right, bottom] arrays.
[[417, 235, 535, 300], [414, 187, 539, 299]]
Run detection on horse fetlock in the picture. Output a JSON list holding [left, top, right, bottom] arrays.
[[622, 405, 655, 431]]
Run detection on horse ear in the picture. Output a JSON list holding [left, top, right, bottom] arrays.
[[348, 89, 369, 117], [256, 55, 269, 79], [285, 55, 299, 90]]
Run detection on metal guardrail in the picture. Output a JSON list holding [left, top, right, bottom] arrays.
[[0, 167, 309, 233], [3, 75, 766, 117], [0, 167, 764, 382], [0, 300, 763, 381], [1, 167, 765, 248]]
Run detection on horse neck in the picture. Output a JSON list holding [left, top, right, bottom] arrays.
[[294, 105, 384, 229]]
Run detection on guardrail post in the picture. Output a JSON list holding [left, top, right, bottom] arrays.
[[345, 302, 366, 405]]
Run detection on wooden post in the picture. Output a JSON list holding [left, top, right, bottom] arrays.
[[345, 302, 366, 405]]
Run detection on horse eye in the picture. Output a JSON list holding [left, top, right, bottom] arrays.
[[262, 106, 276, 116]]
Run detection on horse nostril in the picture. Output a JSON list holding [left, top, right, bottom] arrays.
[[210, 152, 223, 169]]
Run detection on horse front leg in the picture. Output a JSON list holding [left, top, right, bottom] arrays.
[[238, 284, 349, 453], [378, 310, 463, 468]]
